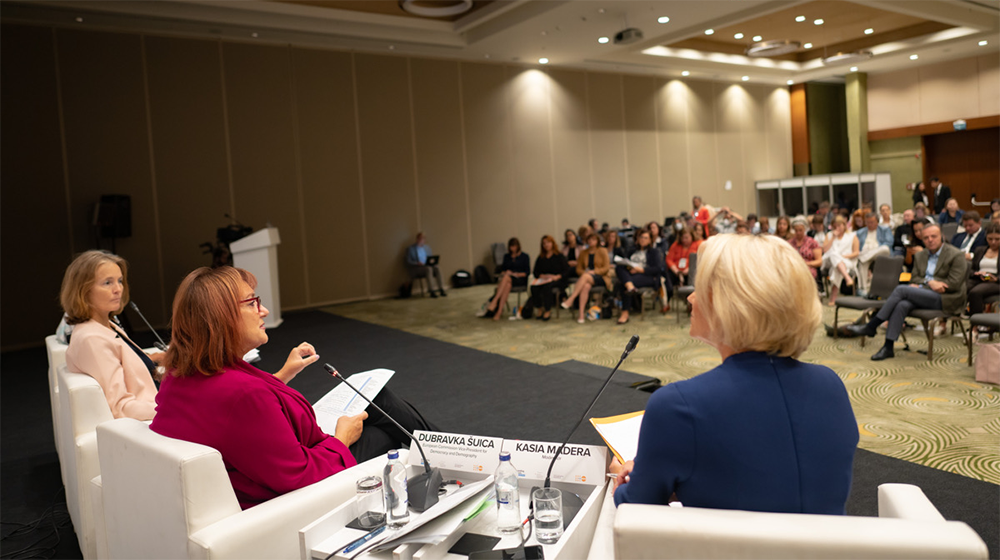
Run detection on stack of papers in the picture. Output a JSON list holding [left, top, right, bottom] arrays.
[[589, 411, 644, 463]]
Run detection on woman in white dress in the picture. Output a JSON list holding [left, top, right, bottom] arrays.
[[822, 216, 860, 306]]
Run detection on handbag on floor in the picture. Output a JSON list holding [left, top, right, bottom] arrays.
[[975, 342, 1000, 385]]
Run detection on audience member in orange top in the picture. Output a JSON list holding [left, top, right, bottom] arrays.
[[666, 227, 701, 291]]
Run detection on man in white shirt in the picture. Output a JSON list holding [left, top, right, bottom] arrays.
[[855, 212, 892, 296]]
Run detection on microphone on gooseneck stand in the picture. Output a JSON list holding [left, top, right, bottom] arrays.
[[323, 363, 443, 513], [129, 301, 168, 351], [533, 335, 640, 526]]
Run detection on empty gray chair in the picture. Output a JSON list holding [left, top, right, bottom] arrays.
[[675, 253, 697, 323], [834, 256, 904, 344], [966, 312, 1000, 366]]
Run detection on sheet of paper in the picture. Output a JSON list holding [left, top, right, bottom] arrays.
[[589, 411, 645, 463], [313, 368, 394, 436], [613, 255, 643, 269], [531, 277, 554, 286]]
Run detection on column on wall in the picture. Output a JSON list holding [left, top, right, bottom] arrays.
[[845, 72, 871, 174], [790, 84, 810, 177]]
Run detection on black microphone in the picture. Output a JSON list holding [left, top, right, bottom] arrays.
[[129, 301, 168, 351], [534, 335, 639, 527], [323, 363, 443, 513]]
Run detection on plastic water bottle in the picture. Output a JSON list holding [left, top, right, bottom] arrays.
[[494, 451, 521, 534], [383, 450, 410, 528]]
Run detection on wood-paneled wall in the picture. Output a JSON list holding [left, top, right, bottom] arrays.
[[1, 24, 792, 349]]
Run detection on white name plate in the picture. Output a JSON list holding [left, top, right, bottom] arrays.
[[506, 440, 607, 485], [409, 430, 504, 474]]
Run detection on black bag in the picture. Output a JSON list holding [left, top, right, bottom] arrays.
[[452, 270, 473, 288], [473, 265, 491, 285], [397, 281, 412, 299]]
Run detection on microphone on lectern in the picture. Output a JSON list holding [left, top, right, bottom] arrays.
[[323, 363, 443, 512], [534, 335, 640, 526]]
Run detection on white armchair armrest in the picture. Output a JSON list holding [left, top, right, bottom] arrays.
[[877, 483, 945, 522]]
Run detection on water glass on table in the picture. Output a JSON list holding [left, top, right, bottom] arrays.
[[355, 476, 386, 529], [532, 487, 563, 544]]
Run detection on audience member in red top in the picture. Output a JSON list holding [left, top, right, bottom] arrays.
[[666, 227, 701, 290], [151, 266, 437, 509], [692, 196, 711, 238]]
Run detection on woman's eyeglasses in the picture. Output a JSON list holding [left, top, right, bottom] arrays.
[[239, 296, 262, 311]]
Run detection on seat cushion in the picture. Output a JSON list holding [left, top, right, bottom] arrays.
[[909, 309, 951, 321], [969, 313, 1000, 329], [835, 296, 886, 311]]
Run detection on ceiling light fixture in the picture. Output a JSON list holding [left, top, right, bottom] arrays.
[[803, 43, 813, 49], [734, 33, 744, 39], [75, 16, 83, 22], [795, 15, 806, 22], [980, 40, 989, 46], [752, 35, 763, 42], [864, 28, 874, 35], [682, 71, 690, 76], [821, 50, 873, 65], [850, 66, 858, 72], [251, 32, 259, 38], [746, 39, 801, 57], [787, 79, 794, 85], [539, 57, 549, 64], [814, 19, 824, 25], [910, 54, 918, 60], [598, 36, 609, 44], [658, 16, 670, 24], [399, 0, 473, 18], [741, 76, 750, 81], [484, 54, 491, 59], [705, 29, 715, 35]]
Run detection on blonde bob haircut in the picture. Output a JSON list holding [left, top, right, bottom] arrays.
[[694, 234, 821, 358], [60, 250, 130, 325]]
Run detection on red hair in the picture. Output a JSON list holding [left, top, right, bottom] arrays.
[[540, 235, 557, 257], [165, 267, 257, 377]]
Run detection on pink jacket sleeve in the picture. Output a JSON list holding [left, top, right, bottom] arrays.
[[66, 325, 157, 421], [223, 383, 358, 496]]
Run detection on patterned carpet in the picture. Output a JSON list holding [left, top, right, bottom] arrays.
[[322, 285, 1000, 484]]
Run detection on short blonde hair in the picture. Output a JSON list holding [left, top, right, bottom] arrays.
[[60, 250, 130, 325], [694, 234, 821, 358]]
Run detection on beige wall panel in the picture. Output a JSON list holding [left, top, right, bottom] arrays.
[[742, 85, 771, 214], [462, 62, 516, 266], [868, 68, 921, 131], [290, 47, 368, 303], [56, 29, 165, 323], [1, 25, 72, 348], [548, 68, 594, 232], [222, 42, 307, 308], [409, 58, 472, 279], [713, 83, 749, 215], [144, 36, 232, 315], [507, 66, 556, 254], [622, 76, 661, 225], [655, 78, 693, 217], [919, 57, 979, 124], [586, 72, 628, 225], [686, 80, 721, 208], [978, 53, 1000, 116], [354, 53, 419, 296], [766, 87, 793, 181]]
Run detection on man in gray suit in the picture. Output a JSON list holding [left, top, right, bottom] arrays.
[[846, 224, 967, 360]]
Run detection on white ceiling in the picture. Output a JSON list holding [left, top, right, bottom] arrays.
[[3, 0, 998, 85]]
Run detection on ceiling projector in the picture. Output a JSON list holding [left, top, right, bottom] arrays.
[[614, 28, 644, 45]]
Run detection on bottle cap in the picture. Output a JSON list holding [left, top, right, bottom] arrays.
[[499, 451, 511, 461], [388, 450, 399, 460]]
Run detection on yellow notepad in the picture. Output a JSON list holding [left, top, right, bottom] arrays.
[[589, 410, 645, 464]]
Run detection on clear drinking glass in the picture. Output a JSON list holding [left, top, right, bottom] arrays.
[[355, 476, 386, 529], [532, 487, 563, 544]]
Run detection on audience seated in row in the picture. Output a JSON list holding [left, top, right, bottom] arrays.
[[562, 232, 613, 324], [614, 229, 665, 325]]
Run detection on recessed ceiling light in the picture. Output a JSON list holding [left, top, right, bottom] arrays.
[[658, 16, 670, 24], [734, 33, 744, 39], [539, 57, 549, 64], [910, 54, 919, 60], [598, 36, 609, 44], [864, 28, 874, 35], [251, 32, 259, 38], [741, 75, 750, 81], [597, 8, 605, 14], [803, 43, 813, 49], [75, 16, 84, 22], [752, 35, 763, 42], [682, 71, 690, 76], [814, 19, 824, 25], [980, 40, 989, 46], [850, 66, 858, 72], [787, 79, 794, 85], [795, 15, 806, 22], [705, 29, 715, 35]]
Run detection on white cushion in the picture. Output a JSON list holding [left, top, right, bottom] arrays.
[[45, 335, 69, 463]]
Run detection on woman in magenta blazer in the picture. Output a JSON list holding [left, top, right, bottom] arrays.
[[151, 266, 436, 509]]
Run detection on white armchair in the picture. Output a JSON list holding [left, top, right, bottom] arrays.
[[95, 418, 390, 560], [56, 364, 114, 560], [45, 335, 69, 462], [608, 484, 988, 560]]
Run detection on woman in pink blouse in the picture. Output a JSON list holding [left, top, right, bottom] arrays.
[[61, 250, 160, 420], [151, 266, 437, 509]]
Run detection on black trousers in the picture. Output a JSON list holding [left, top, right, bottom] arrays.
[[615, 265, 660, 310], [530, 280, 566, 311], [968, 279, 1000, 315], [349, 388, 440, 463]]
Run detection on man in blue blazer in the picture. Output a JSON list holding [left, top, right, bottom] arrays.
[[952, 211, 986, 259], [847, 224, 967, 360]]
